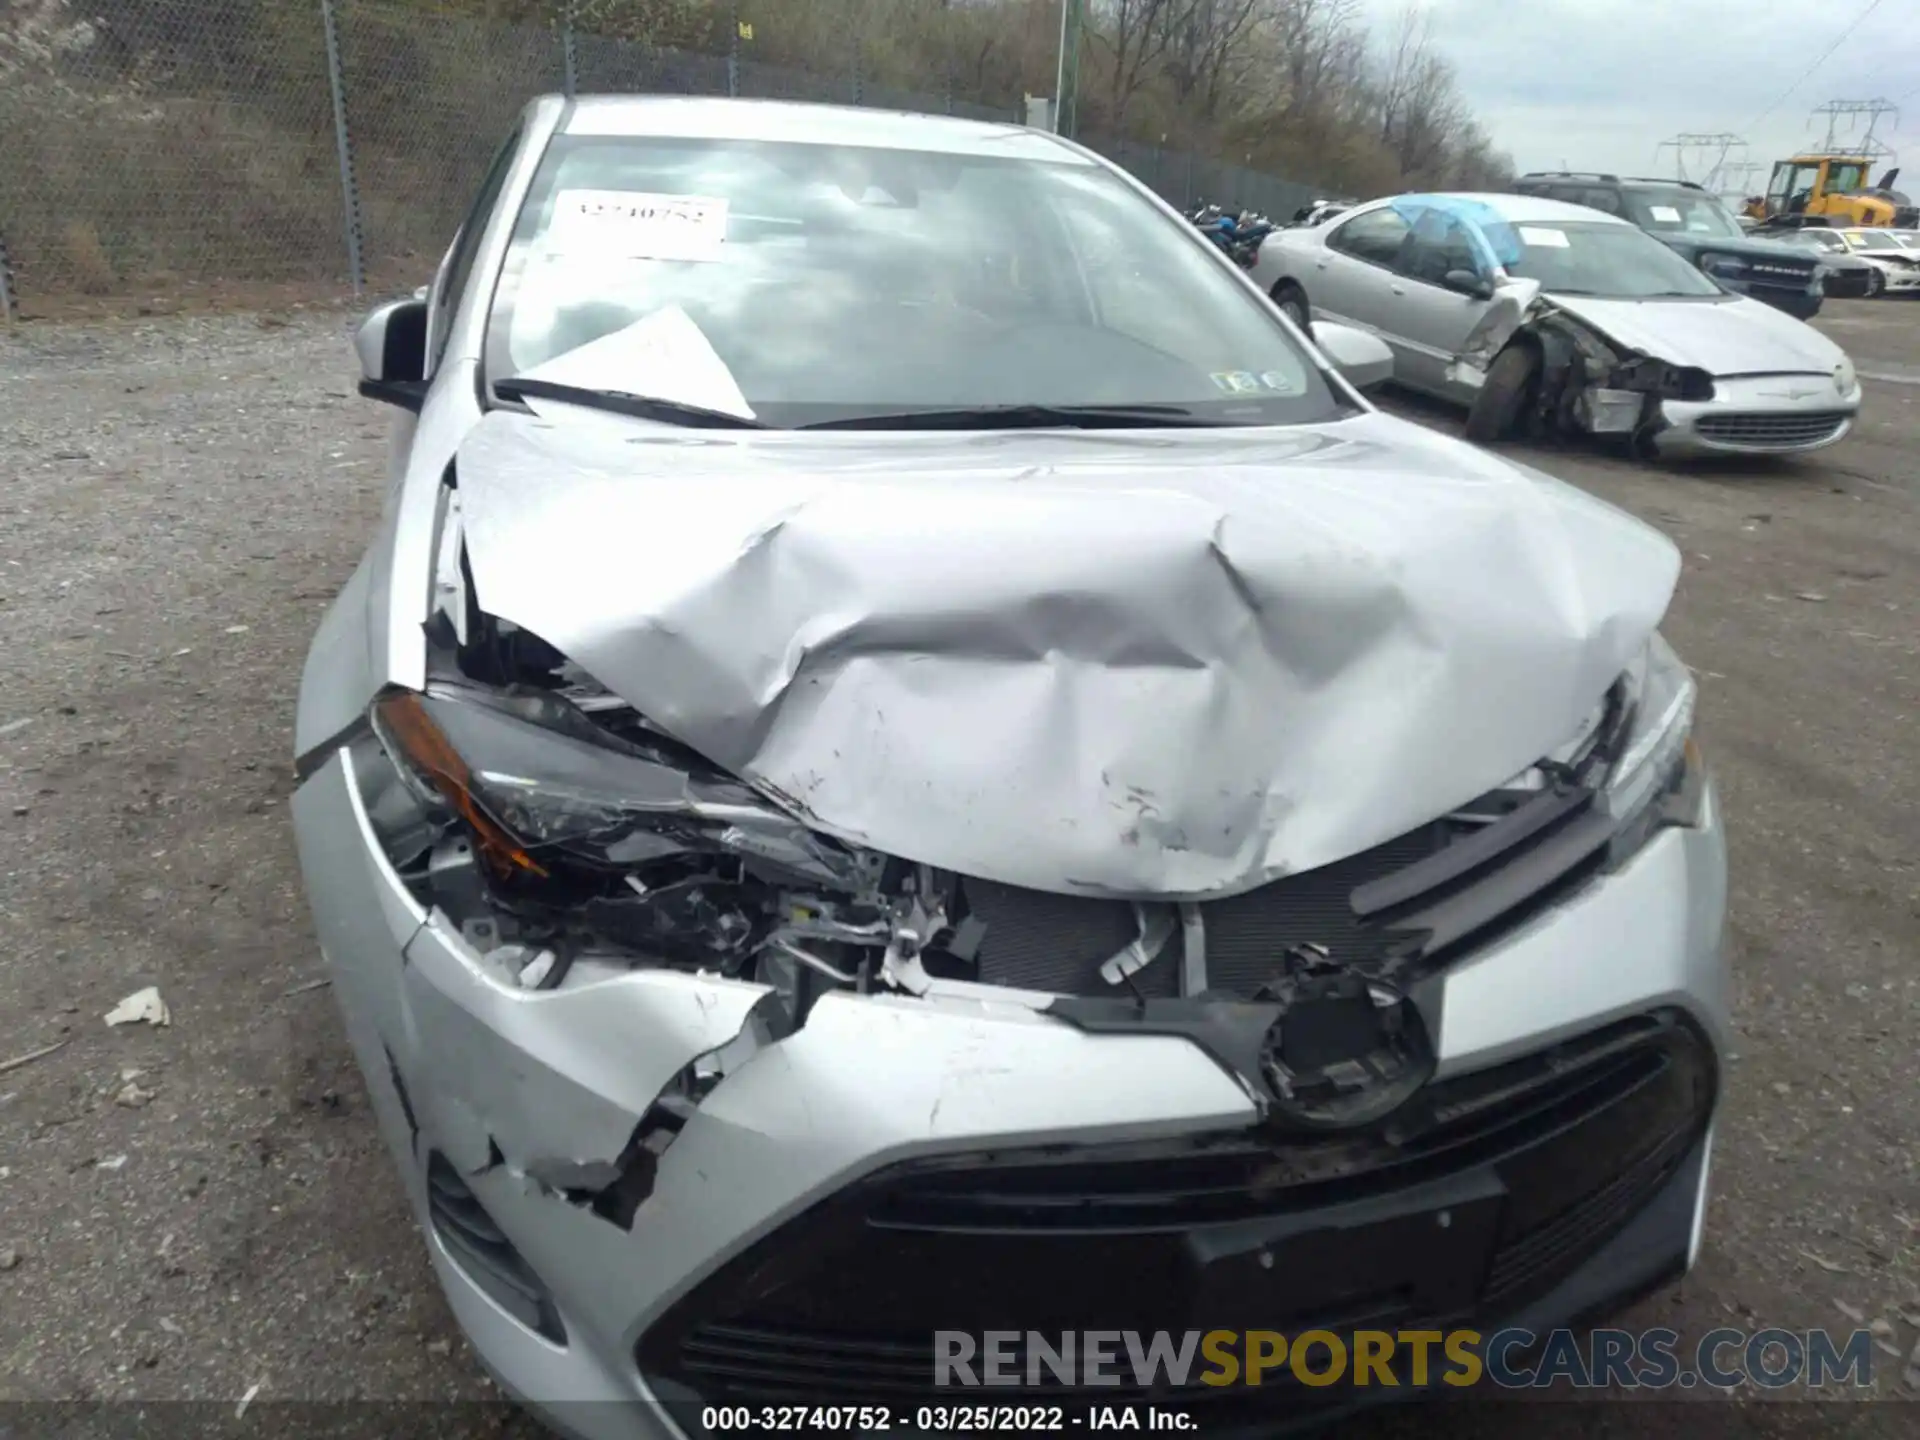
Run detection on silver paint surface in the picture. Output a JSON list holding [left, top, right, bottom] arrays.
[[455, 407, 1679, 898]]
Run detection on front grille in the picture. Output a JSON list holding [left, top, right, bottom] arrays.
[[963, 826, 1448, 998], [427, 1152, 567, 1344], [955, 761, 1629, 1002], [1694, 410, 1850, 448], [640, 1011, 1714, 1403]]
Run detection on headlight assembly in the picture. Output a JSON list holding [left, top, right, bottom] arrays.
[[366, 682, 914, 1006], [1698, 253, 1746, 280], [1604, 633, 1705, 862], [369, 685, 867, 891], [1832, 353, 1857, 397]]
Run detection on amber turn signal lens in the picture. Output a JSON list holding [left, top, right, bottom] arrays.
[[373, 691, 548, 878]]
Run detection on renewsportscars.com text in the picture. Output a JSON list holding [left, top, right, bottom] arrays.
[[935, 1327, 1878, 1390]]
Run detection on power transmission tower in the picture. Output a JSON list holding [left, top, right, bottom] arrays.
[[1810, 99, 1900, 159], [1719, 160, 1763, 200], [1654, 133, 1748, 188]]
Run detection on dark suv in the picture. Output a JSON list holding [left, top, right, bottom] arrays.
[[1511, 173, 1828, 317]]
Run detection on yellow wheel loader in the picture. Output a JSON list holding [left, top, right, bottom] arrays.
[[1742, 157, 1917, 227]]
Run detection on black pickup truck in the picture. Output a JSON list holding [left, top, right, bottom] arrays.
[[1510, 173, 1838, 316]]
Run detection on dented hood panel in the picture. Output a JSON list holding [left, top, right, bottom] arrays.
[[455, 410, 1679, 898], [1547, 293, 1848, 378]]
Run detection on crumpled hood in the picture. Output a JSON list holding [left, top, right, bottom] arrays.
[[455, 410, 1679, 898], [1547, 293, 1847, 378]]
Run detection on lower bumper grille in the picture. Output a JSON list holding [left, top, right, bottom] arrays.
[[1693, 410, 1849, 448], [641, 1011, 1714, 1403]]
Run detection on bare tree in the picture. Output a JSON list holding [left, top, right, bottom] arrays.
[[1158, 0, 1261, 118], [1088, 0, 1176, 127]]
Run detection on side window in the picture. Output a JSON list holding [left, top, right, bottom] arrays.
[[1327, 208, 1412, 268], [1401, 214, 1482, 285], [1786, 164, 1822, 213], [1580, 189, 1622, 215], [428, 127, 524, 373], [1545, 186, 1587, 207]]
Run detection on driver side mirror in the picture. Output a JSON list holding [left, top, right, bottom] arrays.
[[1310, 321, 1395, 392], [355, 297, 430, 412], [1443, 268, 1494, 300]]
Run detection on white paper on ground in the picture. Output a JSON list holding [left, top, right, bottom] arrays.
[[1518, 226, 1570, 248], [547, 190, 730, 262], [516, 306, 756, 421]]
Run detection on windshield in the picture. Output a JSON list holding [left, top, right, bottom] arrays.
[[1625, 189, 1743, 238], [484, 134, 1339, 428], [1844, 230, 1901, 252], [1782, 229, 1846, 251], [1499, 220, 1725, 298]]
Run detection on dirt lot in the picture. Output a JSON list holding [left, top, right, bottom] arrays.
[[0, 299, 1915, 1437]]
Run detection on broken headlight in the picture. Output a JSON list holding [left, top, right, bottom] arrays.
[[1603, 632, 1704, 862], [368, 682, 878, 904]]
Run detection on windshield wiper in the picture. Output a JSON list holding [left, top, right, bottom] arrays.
[[800, 403, 1219, 431], [494, 376, 772, 429]]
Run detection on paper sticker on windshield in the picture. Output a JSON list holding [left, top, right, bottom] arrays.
[[1648, 205, 1682, 223], [1211, 371, 1265, 394], [1517, 225, 1570, 248], [518, 305, 755, 420], [549, 190, 729, 262], [1259, 371, 1303, 395]]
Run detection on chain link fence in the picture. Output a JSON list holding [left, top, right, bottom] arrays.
[[0, 0, 1313, 313]]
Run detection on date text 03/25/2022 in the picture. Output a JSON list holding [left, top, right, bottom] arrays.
[[701, 1406, 1194, 1432]]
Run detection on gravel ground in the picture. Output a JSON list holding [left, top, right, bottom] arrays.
[[1, 299, 1915, 1438]]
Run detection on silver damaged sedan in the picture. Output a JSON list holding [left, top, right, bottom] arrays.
[[1253, 192, 1862, 456], [292, 97, 1729, 1438]]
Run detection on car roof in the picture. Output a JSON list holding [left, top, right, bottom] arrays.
[[1357, 191, 1633, 227], [558, 93, 1087, 162]]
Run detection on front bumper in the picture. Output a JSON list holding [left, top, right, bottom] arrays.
[[1651, 374, 1861, 456], [1868, 263, 1920, 294], [1821, 267, 1876, 299], [293, 742, 1730, 1440], [1732, 281, 1822, 320]]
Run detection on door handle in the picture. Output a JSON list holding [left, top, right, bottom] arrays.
[[1389, 283, 1406, 295], [1315, 257, 1330, 270]]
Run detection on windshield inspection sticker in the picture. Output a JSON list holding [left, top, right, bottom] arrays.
[[1648, 205, 1682, 223], [1518, 225, 1570, 248], [548, 190, 730, 262]]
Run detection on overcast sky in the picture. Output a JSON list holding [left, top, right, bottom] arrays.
[[1363, 0, 1920, 194]]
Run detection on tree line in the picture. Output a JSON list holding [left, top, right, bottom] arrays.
[[434, 0, 1515, 196]]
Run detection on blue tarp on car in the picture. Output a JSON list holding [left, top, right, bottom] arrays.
[[1390, 195, 1525, 273]]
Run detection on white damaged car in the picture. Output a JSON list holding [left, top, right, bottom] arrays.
[[1253, 192, 1862, 456], [294, 98, 1727, 1437]]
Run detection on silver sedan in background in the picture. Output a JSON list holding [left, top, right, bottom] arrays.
[[1253, 193, 1862, 456]]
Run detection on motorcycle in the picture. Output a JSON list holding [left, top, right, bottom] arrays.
[[1188, 201, 1275, 270]]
